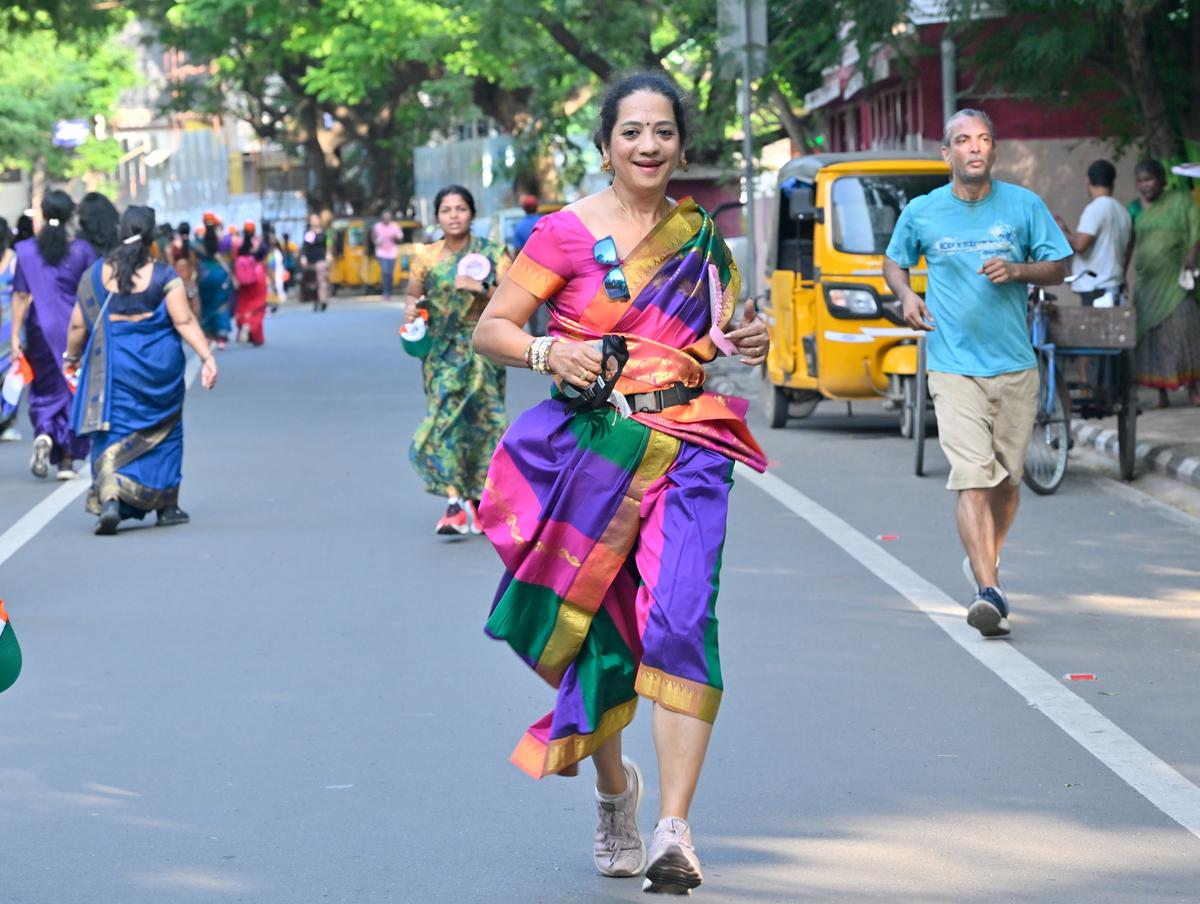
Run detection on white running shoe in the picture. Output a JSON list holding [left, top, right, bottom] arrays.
[[593, 756, 646, 878], [643, 817, 702, 894], [29, 434, 52, 479]]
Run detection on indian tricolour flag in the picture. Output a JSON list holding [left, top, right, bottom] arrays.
[[0, 600, 21, 693]]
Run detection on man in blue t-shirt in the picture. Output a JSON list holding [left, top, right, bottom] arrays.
[[884, 108, 1070, 639]]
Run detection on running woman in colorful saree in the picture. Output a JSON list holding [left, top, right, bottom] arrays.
[[472, 73, 769, 896], [64, 206, 218, 536], [403, 185, 512, 536]]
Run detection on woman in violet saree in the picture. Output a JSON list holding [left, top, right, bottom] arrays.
[[9, 191, 98, 479], [472, 73, 769, 896], [65, 206, 218, 536]]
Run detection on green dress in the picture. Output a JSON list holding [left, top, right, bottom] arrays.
[[408, 236, 511, 498], [1132, 191, 1200, 388]]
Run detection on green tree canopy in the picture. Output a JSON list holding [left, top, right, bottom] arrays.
[[0, 12, 136, 197]]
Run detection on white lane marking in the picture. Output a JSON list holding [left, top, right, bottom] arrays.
[[0, 353, 201, 569], [737, 464, 1200, 841]]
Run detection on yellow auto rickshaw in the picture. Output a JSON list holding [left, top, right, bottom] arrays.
[[330, 218, 427, 294], [762, 152, 949, 432]]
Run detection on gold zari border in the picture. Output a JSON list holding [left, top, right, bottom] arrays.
[[510, 697, 638, 779], [86, 410, 182, 515], [635, 665, 722, 724]]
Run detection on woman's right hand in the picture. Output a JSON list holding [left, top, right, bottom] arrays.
[[548, 339, 603, 389], [403, 296, 423, 324]]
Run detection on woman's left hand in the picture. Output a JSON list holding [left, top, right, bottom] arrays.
[[201, 356, 218, 390], [455, 274, 485, 295], [723, 298, 769, 366]]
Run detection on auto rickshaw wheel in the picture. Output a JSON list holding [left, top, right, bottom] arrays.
[[761, 370, 790, 429]]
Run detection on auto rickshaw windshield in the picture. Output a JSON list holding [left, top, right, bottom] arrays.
[[830, 174, 948, 254]]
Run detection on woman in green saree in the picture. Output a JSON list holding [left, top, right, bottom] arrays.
[[402, 185, 512, 535], [1131, 159, 1200, 406]]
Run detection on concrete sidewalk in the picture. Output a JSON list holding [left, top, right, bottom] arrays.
[[1072, 385, 1200, 488]]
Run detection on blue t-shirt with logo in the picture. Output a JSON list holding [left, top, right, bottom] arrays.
[[885, 180, 1071, 376]]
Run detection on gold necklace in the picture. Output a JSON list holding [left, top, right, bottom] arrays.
[[611, 186, 663, 227]]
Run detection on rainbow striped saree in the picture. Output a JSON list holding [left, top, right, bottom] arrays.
[[480, 201, 765, 779]]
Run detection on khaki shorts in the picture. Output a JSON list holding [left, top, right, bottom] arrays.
[[927, 368, 1038, 491]]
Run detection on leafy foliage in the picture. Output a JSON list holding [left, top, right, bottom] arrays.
[[0, 15, 136, 184]]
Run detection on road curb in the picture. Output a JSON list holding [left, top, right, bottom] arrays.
[[1072, 422, 1200, 489]]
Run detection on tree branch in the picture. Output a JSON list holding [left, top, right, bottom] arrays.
[[532, 12, 614, 81]]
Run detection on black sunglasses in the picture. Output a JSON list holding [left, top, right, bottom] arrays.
[[593, 236, 629, 300]]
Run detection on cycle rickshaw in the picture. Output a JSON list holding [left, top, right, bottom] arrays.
[[912, 272, 1138, 492]]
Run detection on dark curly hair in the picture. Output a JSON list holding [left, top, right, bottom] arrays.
[[592, 71, 691, 154]]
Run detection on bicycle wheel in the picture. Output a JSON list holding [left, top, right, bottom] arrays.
[[1117, 349, 1138, 481], [900, 375, 916, 438], [1022, 354, 1070, 495], [914, 336, 928, 477]]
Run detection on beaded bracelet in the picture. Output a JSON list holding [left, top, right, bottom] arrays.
[[525, 335, 558, 374]]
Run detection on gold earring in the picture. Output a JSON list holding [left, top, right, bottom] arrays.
[[601, 155, 612, 173], [680, 151, 689, 172]]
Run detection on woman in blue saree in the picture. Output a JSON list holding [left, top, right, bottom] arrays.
[[65, 206, 218, 536]]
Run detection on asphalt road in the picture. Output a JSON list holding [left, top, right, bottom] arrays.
[[1, 301, 1198, 903]]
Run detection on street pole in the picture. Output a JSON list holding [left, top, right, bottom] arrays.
[[741, 0, 757, 305]]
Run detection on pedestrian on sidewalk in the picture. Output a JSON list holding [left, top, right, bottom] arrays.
[[1129, 159, 1200, 407], [1055, 160, 1132, 306], [402, 185, 511, 536], [372, 210, 404, 300], [64, 205, 218, 536], [8, 190, 98, 480], [884, 108, 1070, 638], [234, 223, 268, 346], [300, 214, 329, 312], [472, 72, 769, 895]]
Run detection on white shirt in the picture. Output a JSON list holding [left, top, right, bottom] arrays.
[[1071, 195, 1132, 293]]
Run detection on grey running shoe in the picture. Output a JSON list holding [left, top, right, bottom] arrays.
[[967, 586, 1011, 638], [643, 817, 702, 894], [56, 461, 78, 480], [594, 756, 646, 878], [29, 434, 51, 479]]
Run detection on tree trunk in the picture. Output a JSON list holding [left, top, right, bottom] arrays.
[[30, 155, 47, 213], [299, 100, 340, 218], [769, 83, 808, 152], [1121, 0, 1177, 159]]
